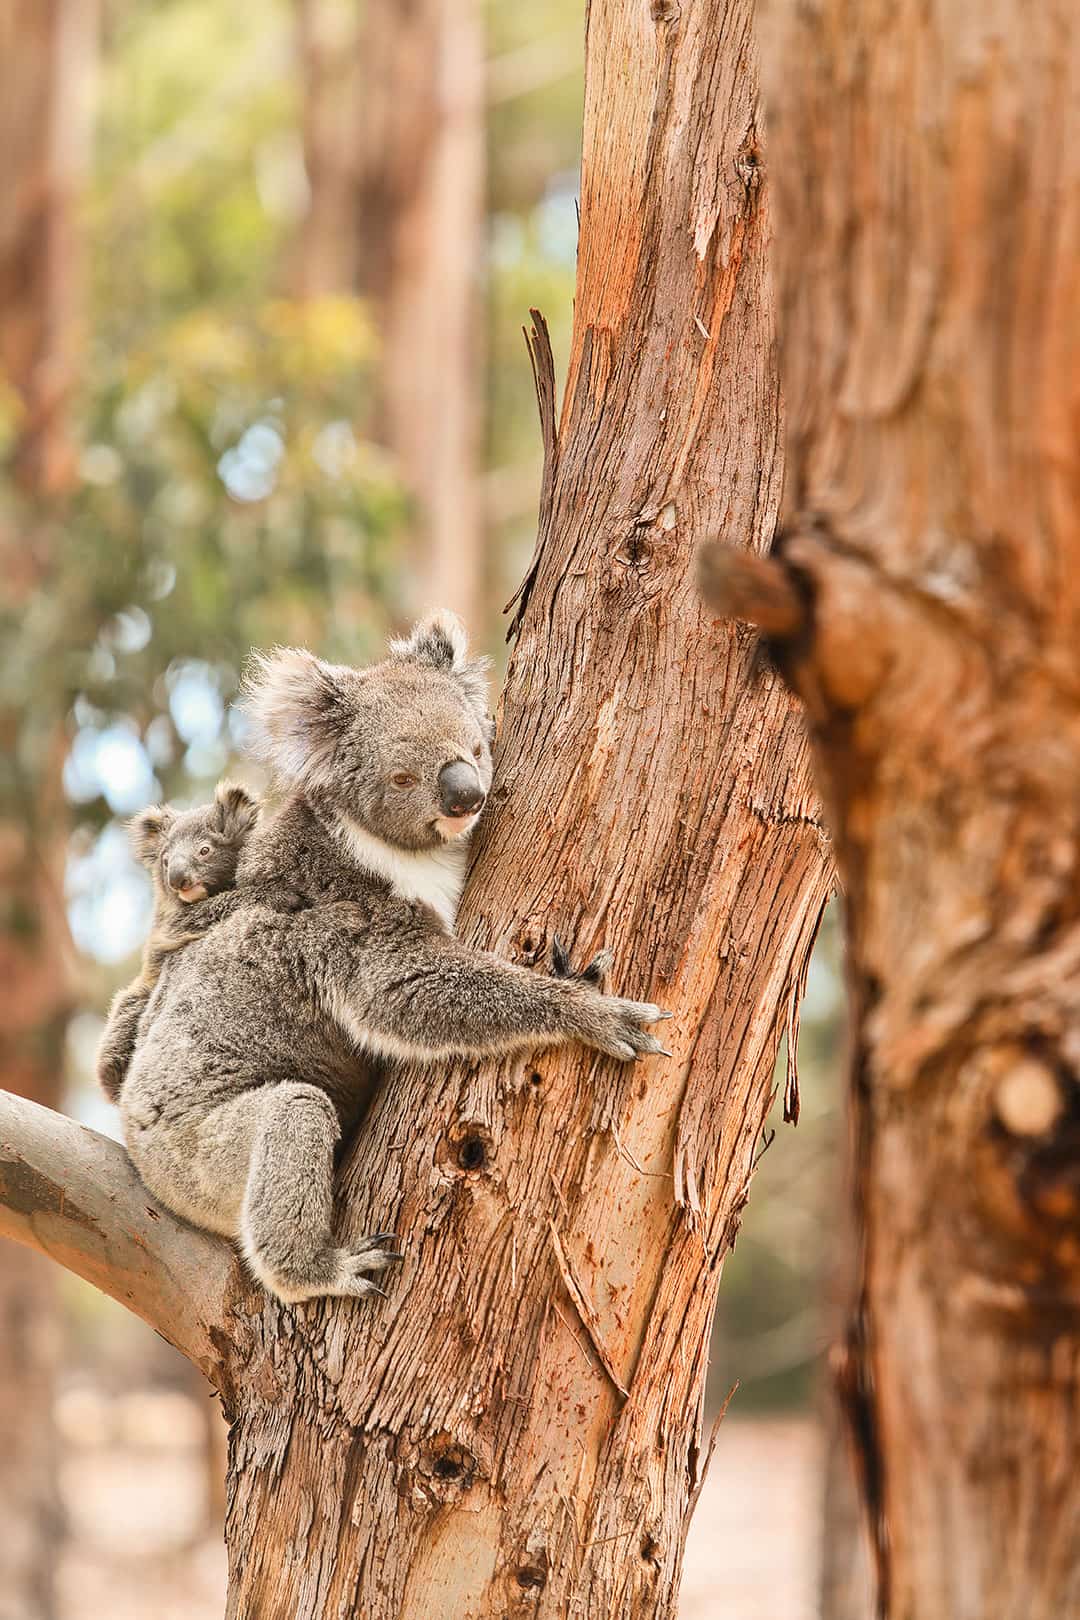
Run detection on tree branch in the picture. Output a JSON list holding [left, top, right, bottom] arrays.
[[0, 1091, 235, 1377]]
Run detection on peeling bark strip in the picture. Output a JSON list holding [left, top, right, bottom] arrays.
[[218, 1, 829, 1616], [758, 3, 1080, 1617]]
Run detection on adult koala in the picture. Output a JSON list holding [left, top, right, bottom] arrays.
[[120, 612, 669, 1305]]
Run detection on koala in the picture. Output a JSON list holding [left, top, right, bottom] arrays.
[[95, 782, 261, 1103], [119, 611, 670, 1306]]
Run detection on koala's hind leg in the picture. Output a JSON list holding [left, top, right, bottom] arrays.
[[239, 1082, 402, 1305]]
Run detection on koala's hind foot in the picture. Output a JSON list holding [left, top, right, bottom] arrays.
[[258, 1232, 404, 1305], [238, 1082, 403, 1305]]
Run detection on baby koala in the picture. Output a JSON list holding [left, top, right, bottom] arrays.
[[95, 782, 260, 1102]]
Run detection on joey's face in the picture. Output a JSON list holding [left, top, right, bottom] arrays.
[[130, 783, 259, 903], [158, 810, 245, 902], [242, 609, 495, 853]]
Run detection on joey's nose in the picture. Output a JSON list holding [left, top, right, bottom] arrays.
[[438, 761, 485, 817], [166, 858, 192, 892]]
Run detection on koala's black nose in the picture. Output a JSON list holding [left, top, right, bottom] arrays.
[[438, 761, 485, 817]]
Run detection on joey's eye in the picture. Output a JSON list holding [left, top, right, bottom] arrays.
[[392, 772, 416, 789], [198, 843, 211, 857], [472, 743, 483, 759]]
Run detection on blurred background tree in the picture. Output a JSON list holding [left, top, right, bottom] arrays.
[[0, 2, 849, 1616], [0, 4, 98, 1616]]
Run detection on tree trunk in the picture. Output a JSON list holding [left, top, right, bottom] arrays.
[[293, 0, 362, 298], [0, 5, 95, 1617], [296, 0, 486, 626], [215, 4, 829, 1616], [820, 1356, 874, 1620], [714, 3, 1080, 1615]]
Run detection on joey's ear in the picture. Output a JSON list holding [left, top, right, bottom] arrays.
[[240, 647, 353, 789], [129, 805, 174, 867], [212, 780, 260, 840], [389, 609, 491, 720]]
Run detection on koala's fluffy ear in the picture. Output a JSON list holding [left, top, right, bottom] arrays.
[[129, 805, 174, 867], [389, 609, 491, 721], [240, 647, 352, 788], [212, 781, 260, 840]]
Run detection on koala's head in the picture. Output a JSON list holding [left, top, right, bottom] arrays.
[[242, 610, 493, 852], [130, 782, 261, 904]]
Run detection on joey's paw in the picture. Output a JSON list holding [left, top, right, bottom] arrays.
[[581, 994, 673, 1062], [551, 934, 614, 988], [332, 1233, 404, 1300]]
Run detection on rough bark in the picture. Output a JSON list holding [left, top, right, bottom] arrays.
[[217, 3, 829, 1616], [0, 5, 96, 1616], [296, 0, 486, 625], [703, 2, 1080, 1615]]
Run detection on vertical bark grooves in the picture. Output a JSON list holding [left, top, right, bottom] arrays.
[[221, 3, 829, 1616], [764, 2, 1080, 1616]]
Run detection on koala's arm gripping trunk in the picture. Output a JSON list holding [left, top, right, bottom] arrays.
[[316, 906, 666, 1062], [0, 1090, 233, 1376]]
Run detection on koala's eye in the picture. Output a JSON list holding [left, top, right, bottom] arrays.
[[391, 772, 417, 789], [472, 742, 483, 759], [198, 843, 212, 857]]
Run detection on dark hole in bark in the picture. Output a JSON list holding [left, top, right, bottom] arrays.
[[641, 1533, 660, 1563], [459, 1136, 487, 1171], [529, 1071, 542, 1088], [516, 1566, 545, 1591], [433, 1455, 463, 1481]]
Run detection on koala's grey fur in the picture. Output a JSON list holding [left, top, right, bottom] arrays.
[[96, 783, 262, 1103], [120, 611, 669, 1305]]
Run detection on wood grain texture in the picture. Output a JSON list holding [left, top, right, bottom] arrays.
[[761, 1, 1080, 1615], [218, 2, 830, 1615]]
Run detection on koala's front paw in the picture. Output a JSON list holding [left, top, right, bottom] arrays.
[[574, 991, 673, 1062]]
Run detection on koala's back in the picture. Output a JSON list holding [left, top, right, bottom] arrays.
[[126, 899, 368, 1119]]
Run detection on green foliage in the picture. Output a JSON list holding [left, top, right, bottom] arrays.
[[2, 0, 408, 847], [3, 292, 406, 835]]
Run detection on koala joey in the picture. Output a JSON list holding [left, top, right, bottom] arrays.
[[95, 782, 261, 1102], [119, 611, 671, 1306]]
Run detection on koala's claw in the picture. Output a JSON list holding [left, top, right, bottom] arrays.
[[551, 935, 614, 988], [330, 1233, 405, 1298], [581, 996, 673, 1062]]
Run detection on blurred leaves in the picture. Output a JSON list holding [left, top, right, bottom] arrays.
[[2, 294, 406, 837]]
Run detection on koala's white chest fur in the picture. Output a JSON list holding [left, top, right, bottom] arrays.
[[337, 817, 469, 931]]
